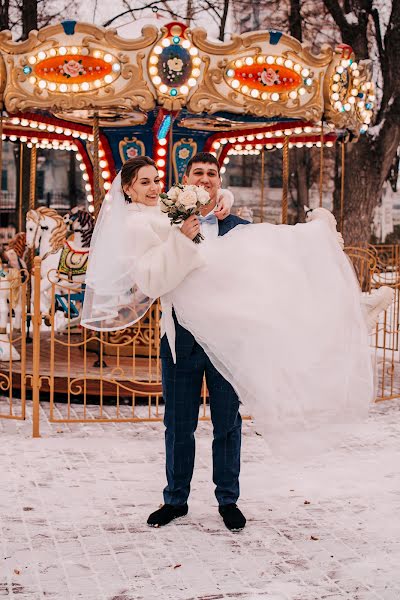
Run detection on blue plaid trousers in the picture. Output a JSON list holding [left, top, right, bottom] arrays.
[[162, 339, 242, 506]]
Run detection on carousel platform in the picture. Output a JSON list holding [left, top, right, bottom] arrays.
[[2, 331, 162, 399]]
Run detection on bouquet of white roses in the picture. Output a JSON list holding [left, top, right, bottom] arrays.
[[159, 183, 211, 244]]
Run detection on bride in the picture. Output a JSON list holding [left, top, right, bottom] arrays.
[[82, 155, 375, 460]]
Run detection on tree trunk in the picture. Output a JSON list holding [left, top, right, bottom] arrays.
[[22, 0, 37, 38], [333, 136, 386, 246], [218, 0, 230, 41], [0, 0, 9, 30], [292, 147, 309, 222]]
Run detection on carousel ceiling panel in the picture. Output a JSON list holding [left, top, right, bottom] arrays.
[[52, 109, 148, 127], [178, 115, 280, 131], [0, 21, 157, 113]]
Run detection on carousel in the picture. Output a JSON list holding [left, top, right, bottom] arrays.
[[0, 20, 376, 425]]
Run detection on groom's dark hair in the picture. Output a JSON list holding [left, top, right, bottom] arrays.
[[185, 152, 221, 176]]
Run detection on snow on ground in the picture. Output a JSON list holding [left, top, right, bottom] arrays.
[[0, 399, 400, 600]]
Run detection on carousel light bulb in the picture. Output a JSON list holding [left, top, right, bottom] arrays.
[[306, 141, 313, 148], [289, 90, 297, 99], [48, 82, 56, 91], [344, 102, 351, 111], [276, 142, 283, 149], [353, 69, 360, 77], [104, 182, 111, 190], [284, 129, 292, 135], [245, 144, 252, 150], [64, 129, 71, 136], [351, 88, 358, 96], [104, 76, 112, 85], [189, 47, 198, 56], [149, 66, 158, 75], [79, 163, 86, 171], [284, 59, 293, 69], [27, 142, 33, 148], [331, 92, 339, 101], [102, 170, 110, 179], [182, 40, 191, 49], [82, 173, 89, 181], [157, 147, 167, 156], [213, 141, 221, 149], [80, 133, 88, 140], [337, 66, 344, 74], [10, 135, 17, 141], [28, 55, 36, 65], [334, 101, 342, 110], [29, 76, 36, 85], [87, 194, 93, 202], [11, 117, 20, 125], [104, 53, 113, 62], [38, 123, 46, 130], [152, 76, 162, 86], [256, 55, 264, 64], [193, 57, 201, 66], [266, 55, 274, 64], [251, 89, 259, 98], [188, 78, 197, 87], [231, 79, 240, 89], [192, 68, 201, 77], [245, 57, 254, 65], [159, 84, 168, 94], [31, 137, 38, 143], [271, 92, 280, 101], [72, 131, 79, 138], [247, 135, 255, 141], [294, 63, 302, 73], [20, 136, 28, 142], [235, 144, 242, 150], [220, 138, 227, 144], [59, 83, 68, 93], [149, 55, 159, 65], [72, 83, 79, 92], [275, 130, 283, 137], [332, 84, 339, 92], [326, 141, 334, 147], [296, 142, 304, 148], [305, 78, 313, 86], [255, 133, 263, 140], [265, 132, 272, 138], [88, 205, 95, 213], [289, 143, 294, 149], [241, 85, 249, 94], [180, 85, 189, 95], [266, 143, 273, 150], [161, 38, 171, 48], [348, 96, 355, 104], [261, 92, 268, 100], [220, 166, 226, 174], [99, 160, 107, 168], [235, 59, 243, 68], [159, 138, 167, 146], [94, 79, 102, 88], [154, 46, 163, 55], [93, 50, 102, 58], [294, 127, 302, 134], [59, 47, 67, 56], [333, 74, 341, 82], [38, 51, 46, 61], [237, 136, 245, 143], [112, 63, 121, 72], [298, 87, 306, 96], [276, 57, 284, 65], [49, 48, 56, 57], [158, 169, 165, 177], [157, 158, 166, 167], [304, 126, 312, 133], [228, 137, 237, 143], [341, 59, 350, 68], [255, 144, 263, 150]]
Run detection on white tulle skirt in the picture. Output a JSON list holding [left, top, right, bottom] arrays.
[[170, 220, 374, 459]]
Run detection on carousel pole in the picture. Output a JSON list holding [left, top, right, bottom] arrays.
[[18, 142, 24, 232], [281, 136, 289, 224], [93, 114, 101, 219], [319, 120, 324, 208], [340, 141, 346, 235], [26, 145, 37, 344], [259, 147, 265, 223]]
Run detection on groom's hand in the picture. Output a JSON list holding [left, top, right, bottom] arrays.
[[181, 214, 200, 240], [214, 190, 234, 220]]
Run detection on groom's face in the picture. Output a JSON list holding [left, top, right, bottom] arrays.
[[184, 162, 221, 209]]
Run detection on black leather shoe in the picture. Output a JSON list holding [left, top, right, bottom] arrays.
[[147, 503, 188, 527], [219, 503, 246, 532]]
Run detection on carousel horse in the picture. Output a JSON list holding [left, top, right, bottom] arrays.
[[25, 207, 92, 320], [0, 232, 28, 334], [0, 267, 22, 361]]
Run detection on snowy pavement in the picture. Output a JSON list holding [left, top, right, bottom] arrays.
[[0, 400, 399, 600]]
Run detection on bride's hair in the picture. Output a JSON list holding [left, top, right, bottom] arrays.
[[121, 156, 158, 202]]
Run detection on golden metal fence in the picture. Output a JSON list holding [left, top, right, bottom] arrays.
[[3, 245, 400, 436]]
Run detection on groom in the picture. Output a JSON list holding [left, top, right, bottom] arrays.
[[147, 152, 250, 532]]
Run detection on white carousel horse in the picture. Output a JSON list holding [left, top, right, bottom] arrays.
[[25, 207, 93, 319], [0, 267, 22, 361]]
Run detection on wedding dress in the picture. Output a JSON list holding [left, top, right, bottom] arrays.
[[82, 177, 374, 459]]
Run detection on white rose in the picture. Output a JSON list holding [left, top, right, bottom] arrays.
[[167, 186, 181, 202], [196, 187, 210, 206], [177, 190, 198, 210]]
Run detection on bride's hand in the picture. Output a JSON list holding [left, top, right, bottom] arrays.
[[181, 215, 200, 240]]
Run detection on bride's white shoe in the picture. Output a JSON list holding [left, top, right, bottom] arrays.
[[361, 286, 395, 331]]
